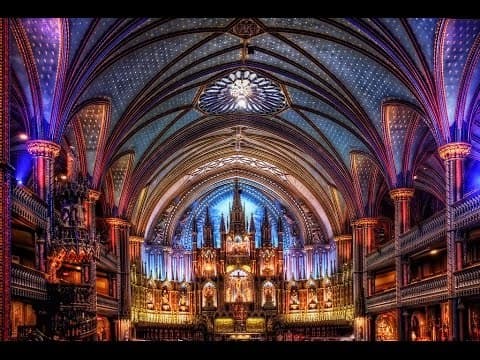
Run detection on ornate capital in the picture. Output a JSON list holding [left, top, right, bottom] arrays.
[[352, 217, 380, 227], [389, 188, 415, 202], [105, 217, 130, 228], [129, 236, 144, 244], [87, 189, 101, 202], [26, 140, 60, 158], [334, 234, 352, 242], [438, 142, 471, 161]]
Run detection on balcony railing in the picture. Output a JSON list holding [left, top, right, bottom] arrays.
[[12, 184, 47, 228], [366, 241, 395, 269], [454, 190, 480, 229], [279, 306, 354, 324], [131, 308, 195, 325], [97, 293, 119, 315], [455, 263, 480, 296], [366, 289, 396, 312], [11, 263, 48, 301], [400, 274, 448, 306], [50, 283, 94, 311], [400, 210, 446, 255]]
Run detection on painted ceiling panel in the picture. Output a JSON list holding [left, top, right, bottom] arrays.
[[79, 32, 208, 134], [465, 62, 480, 123], [351, 152, 382, 215], [76, 103, 108, 177], [283, 32, 418, 135], [158, 109, 203, 144], [152, 33, 240, 85], [287, 86, 351, 125], [120, 110, 183, 165], [112, 18, 234, 54], [380, 18, 425, 71], [138, 86, 198, 126], [22, 18, 62, 124], [408, 123, 431, 173], [11, 40, 34, 122], [302, 110, 368, 169], [442, 19, 480, 126], [110, 153, 133, 207], [276, 109, 325, 149], [385, 105, 415, 177], [67, 18, 93, 66], [407, 18, 438, 72], [259, 18, 385, 60], [72, 18, 118, 67]]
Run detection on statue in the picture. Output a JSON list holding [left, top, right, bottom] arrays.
[[179, 289, 188, 311], [308, 287, 318, 309], [290, 288, 300, 310], [161, 287, 170, 311]]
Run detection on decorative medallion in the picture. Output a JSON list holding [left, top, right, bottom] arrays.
[[198, 69, 287, 115]]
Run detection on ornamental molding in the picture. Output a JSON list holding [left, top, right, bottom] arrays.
[[104, 217, 131, 228], [389, 188, 415, 201], [438, 142, 471, 160], [26, 140, 61, 158], [334, 234, 353, 242]]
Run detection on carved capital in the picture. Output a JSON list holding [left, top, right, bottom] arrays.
[[129, 236, 144, 244], [26, 140, 61, 158], [438, 142, 471, 161], [334, 234, 352, 242], [105, 217, 130, 228], [389, 188, 415, 202], [352, 217, 380, 227], [87, 189, 101, 202]]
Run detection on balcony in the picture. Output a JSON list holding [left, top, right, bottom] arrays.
[[97, 293, 119, 316], [454, 190, 480, 229], [455, 263, 480, 297], [400, 210, 446, 255], [366, 241, 395, 270], [50, 283, 94, 311], [11, 263, 48, 301], [366, 289, 396, 313], [12, 184, 47, 228], [400, 274, 448, 306]]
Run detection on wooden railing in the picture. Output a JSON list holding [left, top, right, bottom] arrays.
[[11, 263, 48, 301], [400, 274, 448, 305], [366, 289, 396, 312], [455, 263, 480, 296], [12, 184, 47, 228], [454, 190, 480, 229], [366, 241, 395, 269], [400, 210, 446, 255], [279, 306, 354, 324], [131, 308, 195, 325], [51, 283, 94, 311], [97, 293, 119, 314]]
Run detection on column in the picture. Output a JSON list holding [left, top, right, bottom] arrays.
[[26, 140, 60, 253], [352, 218, 379, 340], [85, 189, 101, 242], [334, 234, 352, 267], [0, 18, 12, 341], [105, 218, 131, 322], [390, 187, 414, 341], [129, 235, 144, 268], [438, 142, 471, 341]]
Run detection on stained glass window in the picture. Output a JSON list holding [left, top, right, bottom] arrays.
[[198, 69, 287, 115]]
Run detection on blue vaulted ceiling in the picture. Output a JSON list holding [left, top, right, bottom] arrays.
[[10, 17, 480, 237]]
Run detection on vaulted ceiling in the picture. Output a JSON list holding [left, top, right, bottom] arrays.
[[9, 18, 480, 241]]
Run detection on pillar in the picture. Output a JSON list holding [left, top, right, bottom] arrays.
[[0, 18, 12, 341], [352, 218, 380, 340], [334, 234, 352, 267], [438, 142, 471, 341], [26, 140, 60, 258], [129, 235, 144, 268], [105, 218, 131, 321], [390, 187, 414, 341]]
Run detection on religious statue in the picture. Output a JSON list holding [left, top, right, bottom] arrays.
[[308, 287, 318, 309], [161, 287, 170, 311], [179, 289, 189, 312], [203, 285, 215, 308], [290, 288, 300, 310]]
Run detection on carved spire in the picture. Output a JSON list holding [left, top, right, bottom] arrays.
[[249, 212, 256, 233], [261, 207, 271, 247], [230, 179, 245, 234], [220, 213, 226, 233], [203, 207, 213, 247]]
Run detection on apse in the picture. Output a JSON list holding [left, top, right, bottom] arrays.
[[174, 180, 294, 249]]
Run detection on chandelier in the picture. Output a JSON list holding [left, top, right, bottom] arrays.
[[198, 69, 286, 115]]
